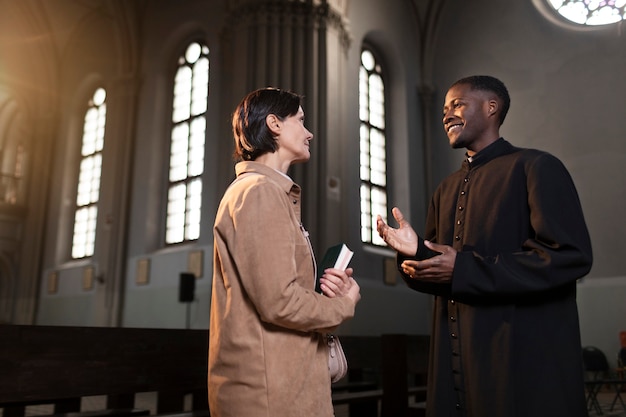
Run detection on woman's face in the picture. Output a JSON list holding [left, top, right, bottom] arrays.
[[275, 106, 313, 164]]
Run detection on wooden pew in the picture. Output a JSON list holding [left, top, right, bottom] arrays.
[[0, 326, 428, 417], [334, 334, 429, 417], [0, 325, 209, 417]]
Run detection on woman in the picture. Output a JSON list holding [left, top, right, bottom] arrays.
[[208, 87, 361, 417]]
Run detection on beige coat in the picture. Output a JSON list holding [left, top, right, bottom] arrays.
[[208, 161, 355, 417]]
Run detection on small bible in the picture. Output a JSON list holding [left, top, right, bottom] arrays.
[[315, 243, 354, 293]]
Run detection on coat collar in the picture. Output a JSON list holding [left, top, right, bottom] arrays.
[[235, 161, 300, 195]]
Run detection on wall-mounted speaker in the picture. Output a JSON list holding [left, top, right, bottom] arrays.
[[179, 272, 196, 302]]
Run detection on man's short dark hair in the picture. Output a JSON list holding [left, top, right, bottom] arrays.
[[451, 75, 511, 126], [232, 88, 303, 161]]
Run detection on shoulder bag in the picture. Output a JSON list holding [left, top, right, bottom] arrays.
[[327, 333, 348, 382]]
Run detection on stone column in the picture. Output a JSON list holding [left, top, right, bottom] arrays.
[[222, 0, 352, 253]]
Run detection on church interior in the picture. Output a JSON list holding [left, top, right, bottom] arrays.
[[1, 0, 625, 414]]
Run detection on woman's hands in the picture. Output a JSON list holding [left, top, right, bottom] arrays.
[[320, 267, 361, 304]]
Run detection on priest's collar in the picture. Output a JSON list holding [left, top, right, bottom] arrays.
[[464, 138, 510, 168]]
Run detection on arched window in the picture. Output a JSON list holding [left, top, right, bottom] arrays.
[[165, 41, 209, 245], [0, 88, 25, 205], [536, 0, 626, 26], [72, 87, 106, 259], [359, 48, 388, 247]]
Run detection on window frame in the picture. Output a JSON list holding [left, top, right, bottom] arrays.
[[71, 87, 107, 259], [359, 45, 389, 248], [532, 0, 626, 30], [164, 40, 210, 246]]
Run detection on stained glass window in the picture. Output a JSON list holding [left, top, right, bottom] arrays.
[[547, 0, 626, 25]]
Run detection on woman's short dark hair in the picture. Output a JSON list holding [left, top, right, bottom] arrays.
[[232, 87, 303, 161], [451, 75, 511, 126]]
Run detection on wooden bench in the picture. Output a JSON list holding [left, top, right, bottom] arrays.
[[1, 326, 428, 417], [0, 325, 209, 417], [334, 334, 429, 417]]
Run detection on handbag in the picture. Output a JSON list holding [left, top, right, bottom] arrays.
[[327, 334, 348, 382]]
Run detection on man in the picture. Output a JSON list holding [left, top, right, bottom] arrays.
[[377, 75, 592, 417]]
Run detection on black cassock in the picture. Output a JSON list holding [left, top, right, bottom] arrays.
[[400, 138, 593, 417]]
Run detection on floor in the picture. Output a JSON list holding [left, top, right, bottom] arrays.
[[334, 392, 626, 417], [1, 393, 180, 417], [589, 392, 626, 417], [2, 390, 624, 417]]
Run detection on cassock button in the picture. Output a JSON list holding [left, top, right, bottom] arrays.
[[455, 235, 460, 241], [450, 316, 456, 321], [458, 206, 464, 211], [464, 178, 469, 182], [457, 219, 462, 225], [456, 403, 462, 410], [450, 299, 455, 304], [460, 190, 466, 195], [451, 333, 457, 339]]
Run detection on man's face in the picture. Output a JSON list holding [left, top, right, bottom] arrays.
[[442, 83, 493, 151]]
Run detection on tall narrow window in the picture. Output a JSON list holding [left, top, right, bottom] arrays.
[[72, 88, 106, 259], [166, 42, 209, 244], [359, 48, 388, 246]]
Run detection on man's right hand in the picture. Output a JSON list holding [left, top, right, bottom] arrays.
[[376, 207, 418, 256]]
